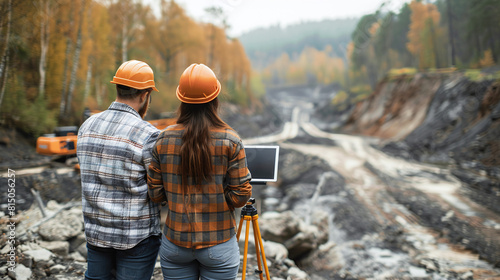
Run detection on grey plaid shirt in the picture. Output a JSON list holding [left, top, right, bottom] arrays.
[[77, 102, 161, 250]]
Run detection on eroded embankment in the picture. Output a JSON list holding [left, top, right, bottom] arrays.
[[317, 72, 500, 218]]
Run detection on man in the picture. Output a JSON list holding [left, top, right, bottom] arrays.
[[77, 60, 161, 280]]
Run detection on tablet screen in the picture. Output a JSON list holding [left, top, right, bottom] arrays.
[[244, 145, 280, 182]]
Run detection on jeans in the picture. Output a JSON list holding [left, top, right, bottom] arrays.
[[159, 235, 240, 280], [85, 235, 161, 280]]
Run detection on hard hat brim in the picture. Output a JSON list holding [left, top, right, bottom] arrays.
[[176, 80, 221, 104], [110, 77, 159, 92]]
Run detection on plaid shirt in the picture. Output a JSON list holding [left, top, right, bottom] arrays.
[[147, 124, 252, 249], [77, 102, 161, 250]]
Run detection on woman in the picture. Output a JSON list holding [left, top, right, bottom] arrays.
[[147, 63, 252, 280]]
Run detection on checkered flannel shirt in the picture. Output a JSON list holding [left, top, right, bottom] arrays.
[[147, 124, 252, 249], [77, 102, 161, 250]]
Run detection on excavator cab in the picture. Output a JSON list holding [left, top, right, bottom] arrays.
[[36, 126, 78, 156]]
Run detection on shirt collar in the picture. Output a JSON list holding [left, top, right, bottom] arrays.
[[108, 101, 141, 119]]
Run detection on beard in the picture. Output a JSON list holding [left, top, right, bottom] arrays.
[[138, 94, 150, 119]]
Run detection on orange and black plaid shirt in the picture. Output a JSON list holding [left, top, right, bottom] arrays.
[[147, 124, 252, 249]]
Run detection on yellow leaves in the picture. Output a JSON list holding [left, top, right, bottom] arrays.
[[264, 47, 345, 86], [479, 49, 495, 68], [406, 0, 442, 69], [369, 22, 380, 36], [7, 0, 254, 128]]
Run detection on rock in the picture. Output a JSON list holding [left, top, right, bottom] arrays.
[[23, 248, 54, 262], [409, 266, 428, 278], [306, 210, 329, 245], [418, 257, 438, 272], [299, 242, 343, 272], [0, 245, 10, 254], [69, 232, 87, 252], [460, 271, 474, 280], [9, 264, 32, 280], [77, 242, 88, 259], [284, 221, 328, 260], [263, 241, 288, 262], [46, 200, 61, 210], [284, 232, 316, 259], [49, 264, 67, 274], [69, 251, 86, 262], [287, 266, 310, 280], [283, 258, 296, 268], [0, 266, 7, 275], [32, 267, 48, 277], [39, 240, 69, 256], [38, 210, 83, 241], [259, 211, 301, 243], [19, 256, 33, 268]]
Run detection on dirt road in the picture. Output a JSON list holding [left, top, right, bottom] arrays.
[[244, 98, 500, 278]]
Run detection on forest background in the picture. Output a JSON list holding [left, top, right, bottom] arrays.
[[0, 0, 499, 137]]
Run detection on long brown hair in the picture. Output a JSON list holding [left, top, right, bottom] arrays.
[[177, 98, 228, 186]]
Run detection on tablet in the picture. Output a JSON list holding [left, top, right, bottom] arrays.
[[244, 145, 280, 183]]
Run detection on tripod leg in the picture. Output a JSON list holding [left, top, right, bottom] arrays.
[[252, 216, 264, 280], [253, 216, 271, 280], [241, 217, 251, 280], [237, 215, 244, 241]]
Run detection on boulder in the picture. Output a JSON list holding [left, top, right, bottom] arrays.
[[299, 242, 343, 272], [77, 242, 88, 259], [69, 251, 86, 262], [263, 241, 288, 262], [49, 264, 67, 274], [38, 210, 83, 241], [23, 248, 54, 262], [259, 211, 301, 243], [9, 264, 32, 280], [287, 266, 310, 280], [39, 240, 70, 256], [285, 221, 329, 260], [69, 232, 87, 252], [284, 232, 316, 260]]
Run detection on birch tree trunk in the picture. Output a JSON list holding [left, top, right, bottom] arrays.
[[65, 0, 86, 115], [38, 0, 50, 98], [0, 0, 13, 111], [121, 16, 128, 62], [83, 60, 92, 104], [59, 0, 76, 120]]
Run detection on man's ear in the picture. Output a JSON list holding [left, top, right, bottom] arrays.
[[139, 91, 148, 103]]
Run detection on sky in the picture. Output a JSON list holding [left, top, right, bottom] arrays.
[[149, 0, 411, 37]]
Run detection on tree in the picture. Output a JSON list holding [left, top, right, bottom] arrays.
[[0, 0, 12, 111], [63, 0, 87, 118], [204, 6, 228, 66], [406, 1, 442, 69], [59, 0, 76, 119], [467, 0, 500, 63], [445, 0, 456, 66], [37, 0, 53, 98], [145, 0, 203, 81]]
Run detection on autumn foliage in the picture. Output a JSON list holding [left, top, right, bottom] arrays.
[[257, 0, 499, 96], [0, 0, 252, 136]]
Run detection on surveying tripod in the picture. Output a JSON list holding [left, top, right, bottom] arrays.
[[236, 197, 271, 280]]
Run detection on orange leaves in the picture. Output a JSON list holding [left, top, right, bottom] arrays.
[[406, 0, 442, 69], [479, 49, 495, 68]]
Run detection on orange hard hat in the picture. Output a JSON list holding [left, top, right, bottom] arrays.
[[110, 60, 159, 92], [176, 63, 221, 104]]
